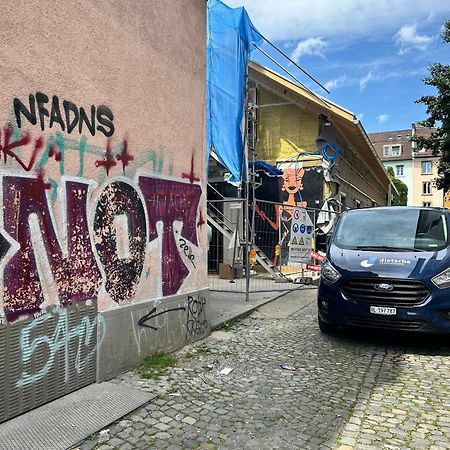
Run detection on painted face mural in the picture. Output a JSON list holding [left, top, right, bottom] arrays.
[[0, 92, 204, 323], [281, 167, 304, 197]]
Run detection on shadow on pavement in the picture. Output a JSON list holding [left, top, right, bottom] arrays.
[[330, 327, 450, 356]]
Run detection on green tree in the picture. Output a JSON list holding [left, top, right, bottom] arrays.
[[415, 20, 450, 191], [387, 166, 408, 206]]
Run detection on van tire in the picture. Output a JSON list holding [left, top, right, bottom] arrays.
[[318, 315, 336, 334]]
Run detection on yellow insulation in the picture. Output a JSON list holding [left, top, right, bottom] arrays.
[[256, 88, 319, 161]]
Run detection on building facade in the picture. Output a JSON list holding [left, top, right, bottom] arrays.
[[369, 124, 444, 207], [248, 62, 392, 212], [0, 0, 208, 423]]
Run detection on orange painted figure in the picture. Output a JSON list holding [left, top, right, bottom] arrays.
[[255, 167, 307, 231], [255, 167, 308, 265]]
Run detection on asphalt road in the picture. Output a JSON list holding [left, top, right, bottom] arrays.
[[77, 289, 450, 450]]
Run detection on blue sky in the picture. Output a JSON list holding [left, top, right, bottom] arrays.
[[224, 0, 450, 133]]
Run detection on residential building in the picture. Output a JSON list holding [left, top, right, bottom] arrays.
[[369, 124, 444, 207]]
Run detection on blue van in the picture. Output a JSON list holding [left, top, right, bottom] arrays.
[[317, 206, 450, 334]]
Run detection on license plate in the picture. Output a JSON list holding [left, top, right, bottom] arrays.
[[370, 306, 396, 315]]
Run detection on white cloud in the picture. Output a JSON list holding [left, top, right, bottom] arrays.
[[377, 114, 390, 124], [394, 24, 434, 54], [324, 75, 347, 92], [359, 71, 375, 91], [291, 38, 327, 61], [223, 0, 450, 42]]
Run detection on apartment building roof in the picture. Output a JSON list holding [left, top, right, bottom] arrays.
[[369, 126, 436, 162]]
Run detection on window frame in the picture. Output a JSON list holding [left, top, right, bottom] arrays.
[[421, 160, 432, 175], [423, 181, 432, 195], [391, 145, 401, 156], [396, 165, 404, 177]]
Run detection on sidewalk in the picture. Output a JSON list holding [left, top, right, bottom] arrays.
[[0, 287, 315, 450], [209, 289, 291, 328]]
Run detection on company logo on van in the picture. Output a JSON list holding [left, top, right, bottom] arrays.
[[360, 257, 412, 268], [361, 257, 377, 268], [374, 283, 394, 292]]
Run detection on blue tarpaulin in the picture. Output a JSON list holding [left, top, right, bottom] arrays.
[[207, 0, 263, 183], [251, 160, 283, 176]]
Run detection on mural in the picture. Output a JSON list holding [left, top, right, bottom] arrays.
[[255, 167, 307, 232], [253, 167, 324, 261]]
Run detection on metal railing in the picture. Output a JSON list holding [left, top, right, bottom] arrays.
[[207, 196, 340, 294]]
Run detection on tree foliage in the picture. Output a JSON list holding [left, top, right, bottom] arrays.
[[415, 20, 450, 191], [387, 166, 408, 206]]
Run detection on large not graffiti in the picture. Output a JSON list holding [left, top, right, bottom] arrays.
[[0, 94, 204, 324]]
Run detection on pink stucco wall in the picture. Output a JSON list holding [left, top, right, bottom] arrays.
[[0, 0, 207, 321]]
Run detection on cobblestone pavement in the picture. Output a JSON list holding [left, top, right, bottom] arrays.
[[76, 290, 450, 450]]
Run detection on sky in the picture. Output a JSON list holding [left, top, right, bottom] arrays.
[[223, 0, 450, 133]]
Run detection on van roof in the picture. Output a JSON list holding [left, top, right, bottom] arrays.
[[345, 206, 448, 214]]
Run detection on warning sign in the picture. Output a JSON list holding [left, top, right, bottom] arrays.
[[289, 207, 315, 263]]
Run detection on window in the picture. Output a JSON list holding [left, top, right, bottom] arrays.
[[423, 202, 432, 207], [334, 209, 448, 251], [383, 146, 389, 157], [423, 182, 432, 195], [422, 161, 432, 175], [391, 145, 401, 156], [396, 165, 404, 177]]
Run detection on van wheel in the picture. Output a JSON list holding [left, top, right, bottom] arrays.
[[318, 315, 336, 334]]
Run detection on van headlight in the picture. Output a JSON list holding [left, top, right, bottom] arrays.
[[321, 261, 341, 283], [432, 267, 450, 289]]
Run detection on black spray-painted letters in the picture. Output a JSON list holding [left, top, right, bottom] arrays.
[[13, 93, 114, 137]]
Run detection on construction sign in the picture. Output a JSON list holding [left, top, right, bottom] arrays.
[[288, 207, 315, 263]]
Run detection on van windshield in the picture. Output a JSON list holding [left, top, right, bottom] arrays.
[[334, 209, 448, 252]]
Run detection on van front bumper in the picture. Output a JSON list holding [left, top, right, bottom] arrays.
[[318, 279, 450, 334]]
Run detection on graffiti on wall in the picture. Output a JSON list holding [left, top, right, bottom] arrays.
[[16, 303, 103, 388], [14, 93, 115, 137], [131, 292, 209, 356], [186, 293, 208, 337], [0, 93, 204, 324]]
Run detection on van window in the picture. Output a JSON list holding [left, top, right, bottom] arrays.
[[334, 209, 448, 251]]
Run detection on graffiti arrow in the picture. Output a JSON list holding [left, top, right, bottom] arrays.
[[138, 306, 186, 330]]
